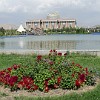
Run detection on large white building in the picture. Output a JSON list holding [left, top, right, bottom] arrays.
[[26, 13, 76, 30]]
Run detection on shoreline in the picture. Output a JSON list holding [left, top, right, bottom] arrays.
[[0, 50, 100, 56]]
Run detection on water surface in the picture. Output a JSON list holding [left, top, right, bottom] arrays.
[[0, 33, 100, 51]]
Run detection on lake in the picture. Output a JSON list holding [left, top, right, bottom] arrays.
[[0, 33, 100, 51]]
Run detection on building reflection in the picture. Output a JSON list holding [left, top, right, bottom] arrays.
[[26, 40, 77, 50], [0, 41, 5, 49]]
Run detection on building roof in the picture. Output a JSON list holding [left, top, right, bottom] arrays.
[[47, 12, 60, 19], [17, 25, 26, 32]]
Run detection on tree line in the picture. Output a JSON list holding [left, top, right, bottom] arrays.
[[0, 27, 18, 36], [0, 26, 100, 36], [43, 27, 90, 34]]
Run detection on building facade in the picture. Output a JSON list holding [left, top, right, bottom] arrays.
[[26, 13, 76, 30]]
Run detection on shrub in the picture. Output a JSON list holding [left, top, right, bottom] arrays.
[[0, 50, 96, 92]]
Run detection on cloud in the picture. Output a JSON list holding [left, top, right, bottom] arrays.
[[0, 0, 100, 26], [0, 0, 99, 13], [0, 0, 19, 13]]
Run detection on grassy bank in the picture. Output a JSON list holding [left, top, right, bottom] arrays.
[[0, 53, 100, 100], [0, 53, 100, 76]]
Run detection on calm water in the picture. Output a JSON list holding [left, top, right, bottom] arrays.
[[0, 33, 100, 51]]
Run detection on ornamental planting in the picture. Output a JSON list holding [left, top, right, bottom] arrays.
[[0, 50, 96, 92]]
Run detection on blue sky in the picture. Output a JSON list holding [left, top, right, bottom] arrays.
[[0, 0, 100, 27]]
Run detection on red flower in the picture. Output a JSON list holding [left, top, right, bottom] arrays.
[[72, 62, 75, 65], [58, 52, 62, 56], [23, 77, 33, 86], [17, 77, 34, 90], [8, 76, 18, 86], [13, 64, 20, 70], [53, 50, 56, 52], [26, 85, 31, 90], [17, 81, 25, 89], [85, 68, 88, 72], [72, 74, 75, 77], [4, 73, 11, 84], [54, 84, 58, 89], [7, 67, 12, 72], [57, 76, 62, 84], [45, 86, 49, 92], [0, 71, 5, 76], [75, 80, 81, 87], [44, 80, 48, 86], [79, 66, 83, 68], [79, 74, 86, 83], [33, 84, 38, 90], [84, 68, 88, 75], [50, 50, 53, 52], [64, 53, 67, 56], [76, 64, 81, 67], [37, 55, 42, 61]]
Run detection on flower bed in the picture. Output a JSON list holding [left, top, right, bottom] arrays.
[[0, 50, 96, 93]]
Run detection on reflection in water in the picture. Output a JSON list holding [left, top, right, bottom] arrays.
[[19, 41, 24, 49], [26, 40, 77, 50], [0, 34, 100, 50], [0, 41, 5, 49]]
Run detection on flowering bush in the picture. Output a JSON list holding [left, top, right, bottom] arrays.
[[0, 50, 96, 92]]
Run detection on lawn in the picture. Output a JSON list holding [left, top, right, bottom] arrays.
[[0, 52, 100, 100]]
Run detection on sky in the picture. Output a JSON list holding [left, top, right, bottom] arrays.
[[0, 0, 100, 27]]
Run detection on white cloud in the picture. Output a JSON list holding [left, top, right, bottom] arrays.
[[0, 0, 100, 13], [0, 0, 100, 26]]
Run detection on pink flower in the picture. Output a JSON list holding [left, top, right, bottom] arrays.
[[49, 61, 54, 65]]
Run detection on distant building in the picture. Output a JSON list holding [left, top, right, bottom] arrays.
[[26, 12, 76, 30], [0, 24, 17, 30]]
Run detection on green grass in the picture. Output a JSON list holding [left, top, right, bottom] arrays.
[[0, 53, 100, 72], [0, 53, 100, 100], [0, 53, 37, 70], [67, 53, 100, 76]]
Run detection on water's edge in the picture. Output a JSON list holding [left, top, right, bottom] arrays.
[[0, 50, 100, 56]]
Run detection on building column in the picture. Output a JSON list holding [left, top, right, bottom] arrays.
[[65, 21, 68, 28]]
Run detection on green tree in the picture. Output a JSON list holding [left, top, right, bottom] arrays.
[[0, 27, 5, 36]]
